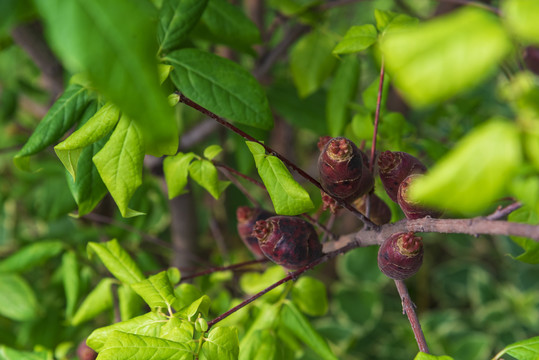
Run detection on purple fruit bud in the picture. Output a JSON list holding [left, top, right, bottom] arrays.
[[253, 216, 323, 270], [397, 174, 442, 220], [236, 206, 274, 258], [378, 151, 427, 203], [378, 232, 423, 280], [353, 193, 392, 225]]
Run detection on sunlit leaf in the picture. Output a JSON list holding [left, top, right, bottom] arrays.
[[291, 276, 328, 316], [246, 141, 314, 215], [71, 278, 114, 326], [200, 327, 239, 360], [87, 239, 144, 284], [332, 24, 377, 55], [503, 0, 539, 45], [98, 331, 193, 359], [164, 152, 196, 199], [189, 159, 230, 199], [496, 335, 539, 360], [130, 271, 176, 310], [410, 120, 522, 214], [92, 115, 145, 217], [381, 8, 511, 107]]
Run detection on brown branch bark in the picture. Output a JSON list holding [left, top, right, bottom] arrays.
[[323, 216, 539, 253]]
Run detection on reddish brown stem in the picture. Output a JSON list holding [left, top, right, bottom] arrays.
[[180, 259, 268, 282], [394, 280, 429, 353], [370, 58, 385, 172], [207, 241, 359, 329], [178, 93, 378, 229]]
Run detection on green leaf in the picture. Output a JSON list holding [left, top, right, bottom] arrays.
[[71, 278, 114, 326], [0, 240, 63, 273], [161, 317, 195, 344], [62, 251, 79, 320], [98, 331, 194, 360], [240, 265, 287, 297], [267, 0, 320, 17], [203, 144, 223, 161], [414, 353, 454, 360], [240, 329, 279, 360], [246, 141, 314, 215], [173, 283, 203, 311], [380, 7, 511, 107], [362, 75, 390, 112], [326, 55, 360, 136], [332, 25, 377, 55], [199, 0, 261, 53], [240, 303, 281, 359], [177, 295, 211, 321], [158, 0, 209, 54], [87, 239, 145, 284], [0, 346, 49, 360], [503, 0, 539, 45], [165, 48, 273, 130], [118, 284, 143, 321], [496, 336, 539, 360], [0, 274, 39, 321], [34, 0, 178, 157], [66, 136, 109, 216], [374, 9, 418, 33], [267, 81, 327, 135], [351, 109, 374, 140], [508, 207, 539, 263], [55, 101, 120, 180], [291, 30, 337, 98], [189, 159, 230, 199], [200, 327, 239, 360], [14, 84, 92, 168], [164, 152, 197, 199], [410, 120, 522, 214], [280, 301, 337, 360], [130, 271, 176, 310], [92, 115, 145, 217], [291, 276, 328, 316], [87, 312, 168, 352]]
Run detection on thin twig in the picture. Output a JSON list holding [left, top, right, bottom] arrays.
[[301, 213, 338, 241], [81, 213, 172, 249], [370, 58, 385, 173], [215, 163, 262, 207], [180, 259, 268, 282], [486, 202, 522, 221], [394, 280, 430, 353], [207, 241, 359, 329], [177, 94, 378, 228]]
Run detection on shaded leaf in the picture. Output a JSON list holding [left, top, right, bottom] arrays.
[[166, 48, 273, 130], [118, 284, 143, 321], [158, 0, 209, 54], [62, 251, 79, 320], [414, 353, 454, 360], [14, 84, 92, 168], [326, 55, 359, 136], [71, 278, 114, 326], [0, 346, 49, 360], [199, 0, 261, 53], [246, 141, 314, 215], [0, 274, 39, 321], [332, 25, 377, 55], [0, 240, 63, 273], [374, 9, 418, 33], [92, 115, 145, 217], [291, 30, 337, 97], [280, 301, 337, 360]]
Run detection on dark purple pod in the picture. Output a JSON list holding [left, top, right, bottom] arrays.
[[236, 206, 274, 258], [397, 174, 442, 220], [77, 341, 97, 360], [318, 137, 372, 200], [353, 193, 392, 225], [253, 216, 323, 270], [378, 232, 423, 280], [378, 151, 427, 203]]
